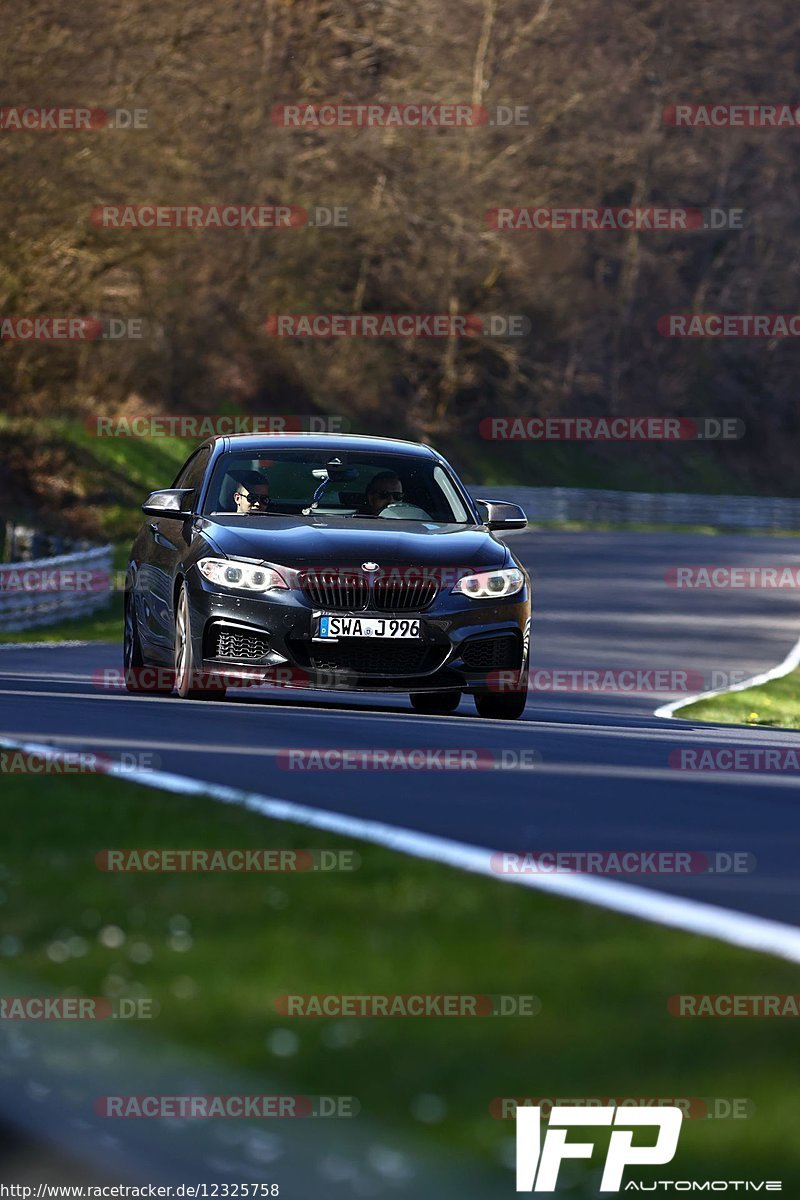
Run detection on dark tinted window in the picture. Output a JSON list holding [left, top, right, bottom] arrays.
[[172, 447, 211, 501], [203, 449, 472, 523]]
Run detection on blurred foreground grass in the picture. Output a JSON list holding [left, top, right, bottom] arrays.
[[0, 772, 798, 1187]]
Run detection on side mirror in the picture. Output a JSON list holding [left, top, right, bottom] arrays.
[[474, 499, 527, 531], [142, 488, 196, 518]]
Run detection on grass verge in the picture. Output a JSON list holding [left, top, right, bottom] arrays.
[[0, 415, 195, 540], [0, 772, 798, 1187], [677, 667, 800, 729]]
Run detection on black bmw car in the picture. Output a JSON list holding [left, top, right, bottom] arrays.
[[124, 434, 531, 718]]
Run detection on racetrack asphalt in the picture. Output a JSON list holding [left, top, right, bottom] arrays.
[[2, 530, 800, 929]]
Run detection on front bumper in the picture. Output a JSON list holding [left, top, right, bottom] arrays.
[[185, 570, 530, 694]]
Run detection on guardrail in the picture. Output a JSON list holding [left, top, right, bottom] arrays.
[[469, 486, 800, 532], [0, 544, 114, 632], [2, 521, 88, 562]]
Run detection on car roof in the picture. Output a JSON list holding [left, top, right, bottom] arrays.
[[212, 433, 440, 459]]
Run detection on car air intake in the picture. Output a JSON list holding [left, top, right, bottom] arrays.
[[308, 642, 445, 676], [212, 626, 270, 660], [460, 634, 521, 670]]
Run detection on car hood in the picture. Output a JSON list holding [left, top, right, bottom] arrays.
[[196, 515, 511, 570]]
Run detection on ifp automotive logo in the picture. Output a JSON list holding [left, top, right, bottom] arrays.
[[516, 1105, 682, 1191], [515, 1105, 782, 1191]]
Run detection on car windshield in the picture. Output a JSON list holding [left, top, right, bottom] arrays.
[[203, 449, 473, 523]]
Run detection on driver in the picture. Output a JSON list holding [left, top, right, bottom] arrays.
[[365, 471, 404, 515], [230, 469, 271, 514]]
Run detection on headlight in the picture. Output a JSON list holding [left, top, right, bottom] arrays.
[[452, 567, 524, 599], [197, 558, 289, 592]]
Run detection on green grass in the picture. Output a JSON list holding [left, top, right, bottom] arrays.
[[0, 414, 194, 485], [450, 435, 747, 497], [0, 415, 194, 539], [0, 772, 799, 1188], [678, 668, 800, 729]]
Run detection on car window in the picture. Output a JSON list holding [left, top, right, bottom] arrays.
[[172, 447, 211, 500], [433, 464, 470, 523], [203, 450, 474, 523]]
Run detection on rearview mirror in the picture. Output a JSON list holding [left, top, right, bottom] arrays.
[[474, 499, 527, 531], [142, 488, 196, 518]]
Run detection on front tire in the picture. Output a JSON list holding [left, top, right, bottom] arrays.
[[474, 690, 527, 720], [409, 689, 461, 715], [124, 591, 171, 694], [174, 583, 226, 701], [475, 650, 530, 720]]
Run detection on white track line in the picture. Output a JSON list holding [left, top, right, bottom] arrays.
[[4, 733, 800, 965], [0, 640, 89, 650], [6, 728, 800, 789], [654, 631, 800, 720]]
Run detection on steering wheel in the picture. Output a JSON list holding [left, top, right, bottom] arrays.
[[378, 502, 432, 520]]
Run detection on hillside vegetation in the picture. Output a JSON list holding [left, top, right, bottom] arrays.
[[2, 0, 799, 534]]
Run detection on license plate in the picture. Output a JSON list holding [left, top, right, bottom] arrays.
[[318, 616, 421, 639]]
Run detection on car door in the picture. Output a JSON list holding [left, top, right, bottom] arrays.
[[140, 446, 211, 661]]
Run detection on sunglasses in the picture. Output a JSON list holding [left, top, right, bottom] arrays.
[[375, 490, 404, 501], [241, 492, 270, 504]]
